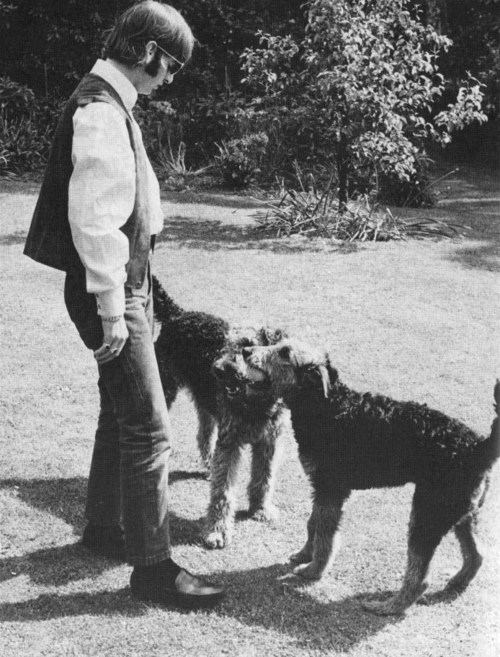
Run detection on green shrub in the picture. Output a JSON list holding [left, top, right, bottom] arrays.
[[242, 0, 488, 206], [0, 77, 60, 175], [215, 132, 269, 188]]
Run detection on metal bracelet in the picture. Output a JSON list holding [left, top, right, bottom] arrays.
[[101, 315, 122, 323]]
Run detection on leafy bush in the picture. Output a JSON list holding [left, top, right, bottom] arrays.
[[0, 0, 307, 171], [134, 99, 212, 190], [377, 159, 437, 208], [242, 0, 488, 206], [215, 132, 269, 188], [0, 77, 59, 175]]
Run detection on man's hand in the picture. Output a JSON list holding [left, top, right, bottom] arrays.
[[94, 316, 129, 364]]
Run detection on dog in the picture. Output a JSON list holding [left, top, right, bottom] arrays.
[[152, 275, 288, 548], [242, 339, 500, 615]]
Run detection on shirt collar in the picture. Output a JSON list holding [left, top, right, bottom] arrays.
[[90, 59, 138, 112]]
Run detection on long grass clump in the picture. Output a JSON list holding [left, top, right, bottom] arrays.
[[255, 165, 461, 242]]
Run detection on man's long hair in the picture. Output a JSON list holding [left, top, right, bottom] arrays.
[[103, 1, 194, 71]]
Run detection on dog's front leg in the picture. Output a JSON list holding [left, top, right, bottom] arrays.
[[195, 404, 217, 474], [247, 430, 283, 521], [290, 504, 317, 565], [203, 435, 242, 549], [293, 500, 345, 581]]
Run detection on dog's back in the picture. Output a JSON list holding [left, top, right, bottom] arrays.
[[291, 369, 500, 490], [152, 275, 229, 413]]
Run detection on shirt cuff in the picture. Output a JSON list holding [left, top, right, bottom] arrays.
[[95, 286, 125, 317]]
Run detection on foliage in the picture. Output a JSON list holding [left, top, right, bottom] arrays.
[[256, 161, 459, 241], [435, 0, 500, 119], [0, 0, 496, 177], [215, 132, 269, 188], [376, 156, 437, 208], [241, 0, 488, 206], [134, 99, 212, 189], [0, 0, 307, 172], [0, 77, 59, 174]]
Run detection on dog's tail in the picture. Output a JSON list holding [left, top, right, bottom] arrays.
[[492, 380, 500, 458], [477, 380, 500, 470], [494, 379, 500, 416], [152, 274, 183, 323]]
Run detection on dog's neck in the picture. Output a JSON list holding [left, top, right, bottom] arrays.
[[286, 371, 354, 416]]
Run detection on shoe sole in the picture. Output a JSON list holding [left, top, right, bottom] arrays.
[[131, 586, 225, 609]]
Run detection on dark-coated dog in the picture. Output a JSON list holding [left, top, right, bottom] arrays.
[[243, 339, 500, 615], [152, 276, 288, 548]]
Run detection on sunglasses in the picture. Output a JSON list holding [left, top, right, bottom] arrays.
[[154, 43, 185, 75]]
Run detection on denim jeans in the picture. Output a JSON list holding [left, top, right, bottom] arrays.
[[65, 259, 172, 566]]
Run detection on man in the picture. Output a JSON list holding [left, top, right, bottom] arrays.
[[24, 1, 224, 608]]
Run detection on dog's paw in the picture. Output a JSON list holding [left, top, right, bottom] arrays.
[[249, 504, 279, 523], [362, 583, 428, 615], [361, 598, 406, 616], [293, 562, 322, 581], [203, 529, 230, 549], [417, 586, 459, 607], [290, 548, 313, 564]]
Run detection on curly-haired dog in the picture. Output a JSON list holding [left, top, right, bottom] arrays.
[[152, 275, 288, 548], [243, 339, 500, 615]]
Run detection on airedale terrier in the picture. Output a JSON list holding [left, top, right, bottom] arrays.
[[243, 339, 500, 615], [152, 276, 288, 548]]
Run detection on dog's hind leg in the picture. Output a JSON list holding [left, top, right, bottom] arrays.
[[445, 513, 484, 595], [247, 430, 283, 522], [443, 477, 489, 596], [363, 486, 455, 615], [203, 433, 242, 549], [195, 404, 217, 472]]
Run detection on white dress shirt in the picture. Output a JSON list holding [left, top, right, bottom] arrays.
[[68, 59, 164, 317]]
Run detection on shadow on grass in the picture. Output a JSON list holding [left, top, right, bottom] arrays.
[[1, 471, 207, 528], [0, 230, 28, 246], [215, 564, 407, 651], [0, 472, 209, 586], [1, 477, 461, 649], [0, 543, 120, 587], [163, 190, 264, 209], [1, 476, 87, 530], [156, 217, 346, 254], [448, 241, 500, 272], [0, 218, 342, 254], [0, 562, 408, 651]]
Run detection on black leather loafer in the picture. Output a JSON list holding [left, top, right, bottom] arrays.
[[81, 523, 126, 561], [130, 566, 225, 609]]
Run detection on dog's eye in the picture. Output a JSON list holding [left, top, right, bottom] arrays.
[[278, 345, 291, 360]]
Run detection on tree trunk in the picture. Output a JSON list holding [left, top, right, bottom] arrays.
[[336, 136, 348, 211]]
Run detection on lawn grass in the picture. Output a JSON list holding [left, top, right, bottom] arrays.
[[1, 164, 499, 656]]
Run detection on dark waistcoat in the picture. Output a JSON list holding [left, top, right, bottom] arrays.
[[24, 73, 151, 290]]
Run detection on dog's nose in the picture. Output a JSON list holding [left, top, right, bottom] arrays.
[[242, 347, 252, 360]]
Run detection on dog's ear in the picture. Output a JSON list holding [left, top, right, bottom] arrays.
[[325, 355, 338, 385], [278, 344, 292, 360], [302, 365, 331, 398], [259, 327, 287, 346]]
